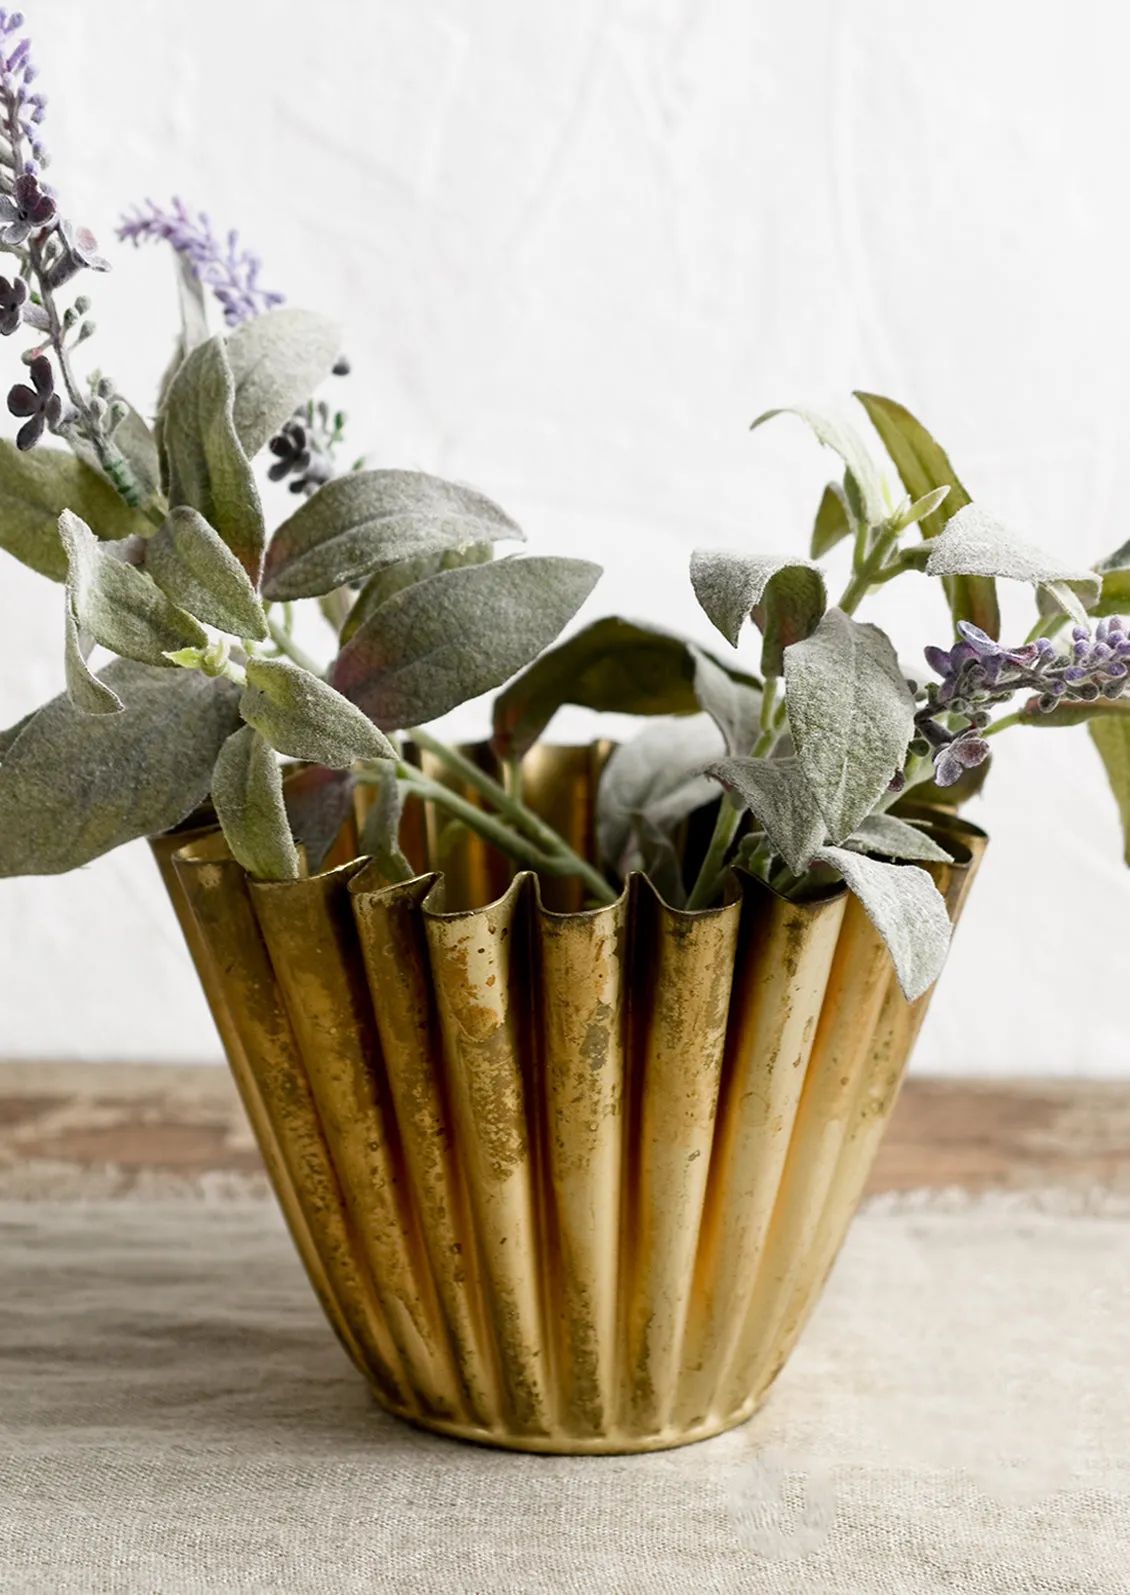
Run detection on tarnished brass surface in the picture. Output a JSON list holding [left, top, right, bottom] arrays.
[[159, 749, 987, 1454]]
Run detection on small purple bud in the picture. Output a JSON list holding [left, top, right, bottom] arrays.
[[1072, 625, 1090, 642], [1035, 636, 1056, 656], [1092, 642, 1113, 662], [924, 645, 952, 676], [1096, 617, 1110, 643], [953, 736, 990, 769], [1105, 660, 1128, 679], [1063, 666, 1088, 682]]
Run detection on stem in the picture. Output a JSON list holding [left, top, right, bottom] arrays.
[[1025, 612, 1067, 644], [983, 710, 1024, 737], [267, 615, 324, 676], [837, 522, 901, 615], [404, 727, 617, 905], [358, 761, 618, 904], [503, 755, 524, 804]]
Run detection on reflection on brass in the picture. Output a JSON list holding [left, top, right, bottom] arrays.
[[158, 747, 986, 1454]]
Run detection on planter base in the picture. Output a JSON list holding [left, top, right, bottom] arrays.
[[371, 1390, 768, 1455]]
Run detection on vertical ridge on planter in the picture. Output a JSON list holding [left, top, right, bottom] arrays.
[[250, 862, 466, 1424], [718, 888, 896, 1413], [152, 829, 365, 1378], [677, 875, 848, 1431], [349, 868, 503, 1433], [534, 882, 628, 1438], [170, 835, 413, 1414], [765, 831, 989, 1383], [617, 875, 742, 1440], [422, 874, 555, 1436]]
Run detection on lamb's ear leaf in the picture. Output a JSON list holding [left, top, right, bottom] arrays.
[[596, 714, 722, 878], [690, 646, 762, 756], [843, 812, 953, 863], [64, 603, 123, 714], [59, 509, 207, 665], [491, 614, 761, 761], [707, 755, 825, 877], [1089, 566, 1130, 618], [210, 724, 300, 881], [811, 480, 854, 558], [357, 761, 416, 885], [0, 442, 153, 580], [226, 308, 342, 461], [0, 662, 241, 875], [332, 556, 602, 730], [751, 406, 886, 528], [341, 544, 493, 646], [924, 504, 1100, 622], [1088, 715, 1130, 866], [146, 506, 269, 640], [159, 334, 265, 584], [852, 391, 1000, 637], [261, 469, 524, 602], [690, 551, 826, 675], [783, 607, 915, 843], [240, 655, 396, 768], [0, 708, 36, 761], [812, 845, 952, 1001], [282, 764, 357, 876]]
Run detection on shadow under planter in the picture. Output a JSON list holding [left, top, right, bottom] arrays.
[[150, 747, 987, 1454]]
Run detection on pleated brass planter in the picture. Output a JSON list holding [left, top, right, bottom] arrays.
[[152, 747, 987, 1454]]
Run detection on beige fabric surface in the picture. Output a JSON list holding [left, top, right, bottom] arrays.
[[1, 1189, 1128, 1594]]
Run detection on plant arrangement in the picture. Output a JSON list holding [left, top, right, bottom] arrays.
[[1, 4, 1129, 1014]]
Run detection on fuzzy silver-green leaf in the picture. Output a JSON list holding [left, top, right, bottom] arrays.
[[596, 714, 722, 877], [63, 604, 123, 715], [751, 407, 886, 528], [0, 662, 241, 875], [690, 646, 762, 756], [813, 845, 951, 1001], [146, 506, 269, 640], [0, 442, 154, 581], [226, 309, 342, 460], [690, 550, 826, 675], [262, 469, 525, 602], [240, 655, 396, 767], [783, 607, 915, 843], [708, 754, 825, 877], [159, 335, 266, 584], [210, 724, 299, 881], [925, 505, 1100, 621], [59, 509, 207, 666], [843, 812, 953, 863], [332, 555, 602, 730]]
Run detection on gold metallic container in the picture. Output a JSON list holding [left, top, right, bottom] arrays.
[[153, 747, 986, 1454]]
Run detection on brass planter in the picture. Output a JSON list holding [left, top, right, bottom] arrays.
[[153, 747, 986, 1455]]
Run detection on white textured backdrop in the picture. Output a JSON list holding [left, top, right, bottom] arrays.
[[1, 0, 1127, 1072]]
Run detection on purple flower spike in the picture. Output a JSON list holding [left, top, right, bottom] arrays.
[[117, 197, 284, 326]]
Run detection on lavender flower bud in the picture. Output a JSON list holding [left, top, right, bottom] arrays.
[[953, 736, 990, 768], [1037, 693, 1059, 713], [1102, 679, 1127, 699], [1076, 682, 1100, 701], [1072, 625, 1090, 642], [1105, 659, 1128, 679]]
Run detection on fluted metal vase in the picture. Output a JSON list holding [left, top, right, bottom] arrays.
[[153, 742, 986, 1455]]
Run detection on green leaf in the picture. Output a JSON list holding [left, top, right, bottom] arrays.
[[159, 335, 266, 584], [690, 551, 827, 675], [490, 615, 762, 761], [812, 846, 952, 1001], [146, 506, 269, 640], [751, 407, 886, 528], [707, 754, 825, 877], [924, 504, 1100, 622], [596, 714, 722, 879], [283, 764, 357, 876], [690, 646, 762, 756], [332, 555, 602, 730], [240, 655, 396, 767], [811, 480, 854, 558], [210, 724, 299, 881], [1089, 715, 1130, 865], [1097, 537, 1130, 573], [1017, 695, 1130, 729], [357, 761, 415, 883], [59, 509, 207, 666], [843, 813, 953, 863], [1090, 566, 1130, 619], [63, 603, 123, 715], [340, 543, 494, 646], [261, 469, 525, 602], [226, 308, 342, 461], [783, 607, 915, 843], [0, 442, 154, 580], [893, 484, 951, 531], [0, 661, 241, 875], [852, 390, 999, 638]]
